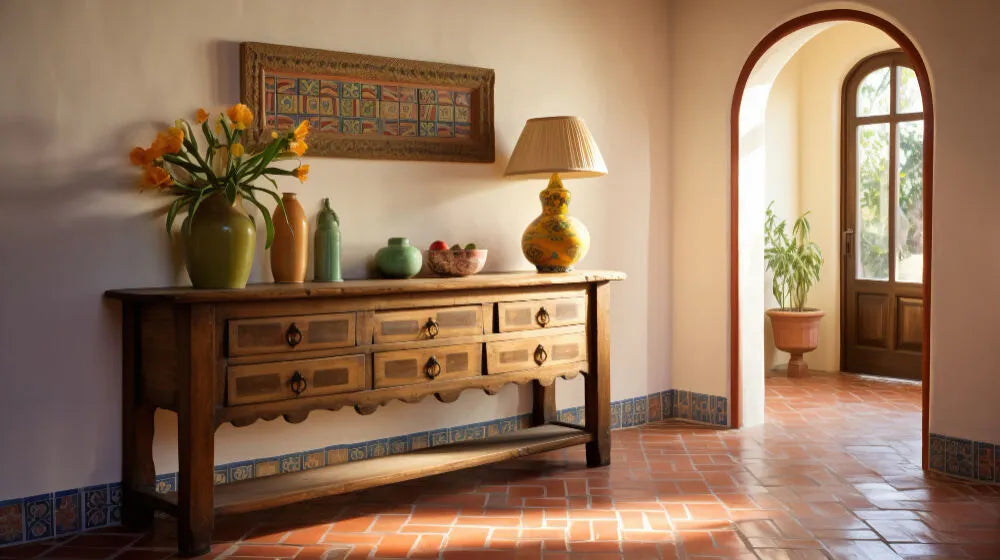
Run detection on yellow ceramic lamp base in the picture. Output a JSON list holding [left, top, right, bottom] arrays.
[[522, 173, 591, 273]]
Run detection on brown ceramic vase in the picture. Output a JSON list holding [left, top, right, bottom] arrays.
[[270, 192, 308, 283], [766, 308, 824, 378]]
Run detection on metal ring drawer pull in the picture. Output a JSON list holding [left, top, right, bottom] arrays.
[[285, 323, 303, 347], [289, 371, 308, 395], [425, 318, 440, 339], [533, 344, 548, 366], [535, 307, 551, 327], [425, 356, 442, 379]]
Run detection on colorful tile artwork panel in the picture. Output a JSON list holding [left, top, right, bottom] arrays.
[[264, 73, 473, 138]]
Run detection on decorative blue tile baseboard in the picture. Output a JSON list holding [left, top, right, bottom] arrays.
[[0, 388, 727, 548], [929, 432, 999, 483], [663, 389, 729, 426]]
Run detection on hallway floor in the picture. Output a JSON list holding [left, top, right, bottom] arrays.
[[4, 373, 999, 559]]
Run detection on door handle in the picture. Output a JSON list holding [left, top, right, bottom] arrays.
[[535, 307, 551, 327], [424, 356, 442, 379], [285, 323, 303, 347], [843, 228, 854, 257], [289, 371, 307, 395], [424, 318, 440, 339], [533, 344, 548, 366]]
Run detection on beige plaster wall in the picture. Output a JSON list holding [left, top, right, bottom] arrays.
[[668, 0, 1000, 443], [0, 0, 671, 498]]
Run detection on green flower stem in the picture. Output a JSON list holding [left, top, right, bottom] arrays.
[[185, 143, 219, 187]]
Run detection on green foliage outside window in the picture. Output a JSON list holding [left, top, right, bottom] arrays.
[[856, 67, 924, 281]]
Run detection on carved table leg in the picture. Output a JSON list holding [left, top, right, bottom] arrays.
[[177, 305, 215, 556], [121, 302, 154, 530], [585, 282, 611, 467], [532, 380, 556, 426]]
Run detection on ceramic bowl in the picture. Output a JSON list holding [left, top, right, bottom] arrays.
[[426, 249, 488, 276]]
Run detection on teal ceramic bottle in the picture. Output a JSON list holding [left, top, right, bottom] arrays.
[[314, 198, 342, 282], [375, 238, 422, 279]]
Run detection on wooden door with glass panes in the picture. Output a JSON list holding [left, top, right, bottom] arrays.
[[842, 50, 924, 380]]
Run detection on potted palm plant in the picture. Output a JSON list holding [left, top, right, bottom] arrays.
[[764, 202, 824, 377]]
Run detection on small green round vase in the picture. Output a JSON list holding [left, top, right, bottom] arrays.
[[182, 193, 256, 289], [375, 237, 422, 279]]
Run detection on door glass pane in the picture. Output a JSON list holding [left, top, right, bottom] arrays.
[[896, 120, 924, 283], [896, 66, 922, 114], [857, 123, 890, 280], [857, 67, 890, 116]]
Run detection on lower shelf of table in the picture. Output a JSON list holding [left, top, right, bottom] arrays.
[[147, 423, 591, 516]]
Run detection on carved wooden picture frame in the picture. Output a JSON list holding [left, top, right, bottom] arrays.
[[240, 42, 495, 163]]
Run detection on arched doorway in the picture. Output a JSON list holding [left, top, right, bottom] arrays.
[[729, 10, 934, 468]]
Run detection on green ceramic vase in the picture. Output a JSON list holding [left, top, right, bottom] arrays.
[[182, 193, 256, 289], [314, 198, 342, 282], [375, 237, 422, 279]]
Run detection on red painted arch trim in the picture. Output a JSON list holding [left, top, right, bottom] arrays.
[[729, 9, 934, 469]]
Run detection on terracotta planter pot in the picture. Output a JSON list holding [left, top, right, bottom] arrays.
[[766, 308, 824, 378]]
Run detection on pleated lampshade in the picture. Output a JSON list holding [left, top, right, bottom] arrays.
[[504, 116, 607, 179]]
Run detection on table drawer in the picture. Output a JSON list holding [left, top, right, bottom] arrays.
[[373, 306, 482, 344], [486, 332, 587, 374], [228, 313, 356, 357], [374, 344, 482, 388], [226, 354, 366, 406], [498, 297, 586, 332]]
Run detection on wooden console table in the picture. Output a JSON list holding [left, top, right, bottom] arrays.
[[106, 271, 624, 556]]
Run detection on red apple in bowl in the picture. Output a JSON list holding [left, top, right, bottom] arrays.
[[429, 240, 449, 251], [427, 248, 488, 276]]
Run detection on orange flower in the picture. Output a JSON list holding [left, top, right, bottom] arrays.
[[195, 108, 210, 124], [129, 147, 147, 166], [293, 120, 310, 141], [142, 165, 172, 189], [292, 164, 309, 183], [166, 126, 184, 152], [150, 126, 184, 156], [289, 140, 307, 157], [230, 142, 245, 158], [226, 103, 253, 130]]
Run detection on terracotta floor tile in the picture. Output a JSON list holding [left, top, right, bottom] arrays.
[[321, 533, 382, 546], [282, 524, 333, 546], [64, 534, 142, 548], [566, 540, 622, 553], [441, 551, 517, 559], [0, 543, 55, 559], [229, 544, 301, 557], [407, 534, 444, 558], [368, 515, 408, 534], [344, 544, 374, 559], [444, 527, 490, 548], [241, 527, 288, 545], [327, 516, 375, 533], [454, 516, 520, 527], [398, 525, 452, 534], [371, 533, 417, 557], [890, 542, 972, 558], [821, 538, 903, 559], [295, 545, 348, 560], [621, 530, 675, 543], [8, 373, 1000, 559], [112, 550, 175, 560], [40, 546, 119, 559], [754, 550, 830, 560]]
